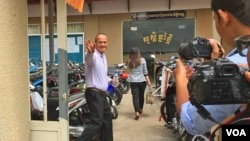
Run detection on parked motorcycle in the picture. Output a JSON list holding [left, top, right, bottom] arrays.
[[108, 63, 130, 94], [30, 66, 117, 140], [106, 91, 119, 119], [65, 65, 119, 119], [47, 89, 96, 139], [153, 60, 169, 96], [30, 84, 44, 120], [156, 56, 187, 140], [159, 57, 202, 141], [48, 88, 118, 139], [107, 83, 123, 106], [106, 65, 124, 105]]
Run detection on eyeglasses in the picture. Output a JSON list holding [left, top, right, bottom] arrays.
[[235, 35, 250, 56]]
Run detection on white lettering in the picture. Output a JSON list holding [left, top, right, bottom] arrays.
[[232, 129, 239, 136], [226, 129, 232, 136], [240, 129, 247, 136], [226, 129, 246, 136]]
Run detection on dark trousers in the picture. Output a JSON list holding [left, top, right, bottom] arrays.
[[76, 88, 113, 141], [130, 82, 147, 112]]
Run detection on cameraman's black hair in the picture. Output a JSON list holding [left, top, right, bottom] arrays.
[[247, 0, 250, 20], [178, 42, 192, 60], [211, 0, 250, 26]]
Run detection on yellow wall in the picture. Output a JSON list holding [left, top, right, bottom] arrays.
[[83, 9, 216, 65], [29, 9, 233, 65], [0, 0, 30, 141]]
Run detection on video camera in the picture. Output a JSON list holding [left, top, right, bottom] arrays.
[[177, 36, 250, 105], [187, 58, 250, 105], [178, 36, 212, 60]]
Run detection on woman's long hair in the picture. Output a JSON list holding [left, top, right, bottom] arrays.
[[126, 47, 141, 69]]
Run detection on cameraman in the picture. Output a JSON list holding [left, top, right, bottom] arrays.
[[174, 0, 250, 136]]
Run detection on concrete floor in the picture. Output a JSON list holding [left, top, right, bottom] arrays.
[[112, 91, 177, 141]]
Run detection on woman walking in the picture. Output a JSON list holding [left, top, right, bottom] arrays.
[[126, 47, 152, 120]]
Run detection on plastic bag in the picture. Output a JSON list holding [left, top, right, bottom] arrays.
[[145, 87, 154, 104], [30, 91, 44, 111], [112, 72, 119, 87]]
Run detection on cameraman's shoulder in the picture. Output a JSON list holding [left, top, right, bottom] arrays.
[[226, 51, 247, 64]]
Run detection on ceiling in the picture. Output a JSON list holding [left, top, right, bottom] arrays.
[[27, 0, 211, 16], [27, 0, 110, 5], [27, 0, 116, 13]]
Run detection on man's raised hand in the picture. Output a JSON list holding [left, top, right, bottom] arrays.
[[85, 39, 95, 53]]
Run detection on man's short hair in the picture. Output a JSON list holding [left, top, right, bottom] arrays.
[[211, 0, 250, 26]]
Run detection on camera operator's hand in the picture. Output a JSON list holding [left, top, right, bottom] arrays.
[[237, 63, 250, 82], [208, 39, 225, 59], [238, 63, 249, 69], [244, 71, 250, 82], [173, 59, 187, 80], [173, 59, 194, 80], [174, 59, 194, 114]]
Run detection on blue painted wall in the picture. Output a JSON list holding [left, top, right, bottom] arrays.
[[28, 34, 84, 63], [29, 36, 42, 63]]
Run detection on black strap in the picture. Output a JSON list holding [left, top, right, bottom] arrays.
[[209, 104, 250, 140], [234, 107, 242, 115]]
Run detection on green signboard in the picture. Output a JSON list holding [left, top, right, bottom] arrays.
[[122, 18, 195, 54]]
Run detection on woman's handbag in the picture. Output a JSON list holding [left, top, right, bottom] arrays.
[[145, 86, 154, 104]]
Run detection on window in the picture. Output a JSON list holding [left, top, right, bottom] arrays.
[[67, 22, 84, 33], [46, 22, 84, 34], [28, 24, 40, 34]]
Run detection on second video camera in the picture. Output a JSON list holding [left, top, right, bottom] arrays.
[[188, 58, 250, 105]]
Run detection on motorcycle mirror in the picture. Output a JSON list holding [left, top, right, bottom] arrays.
[[169, 56, 178, 60], [78, 79, 84, 84], [30, 84, 35, 90], [150, 54, 155, 59], [117, 63, 125, 68]]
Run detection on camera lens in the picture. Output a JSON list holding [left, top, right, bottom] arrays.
[[178, 42, 196, 60]]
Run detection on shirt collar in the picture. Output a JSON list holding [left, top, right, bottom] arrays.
[[94, 49, 104, 58]]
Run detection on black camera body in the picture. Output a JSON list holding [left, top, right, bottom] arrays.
[[178, 37, 212, 60], [188, 58, 250, 105]]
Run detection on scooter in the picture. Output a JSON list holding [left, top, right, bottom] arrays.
[[108, 63, 130, 94], [107, 82, 123, 106], [153, 60, 169, 96], [47, 88, 93, 138], [106, 91, 119, 119], [159, 57, 202, 141], [30, 84, 44, 120], [107, 66, 124, 105], [156, 56, 188, 140]]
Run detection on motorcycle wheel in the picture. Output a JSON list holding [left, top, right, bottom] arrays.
[[108, 87, 123, 105], [111, 105, 118, 119], [118, 79, 130, 94], [160, 101, 168, 123], [69, 106, 101, 141], [176, 118, 188, 141]]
